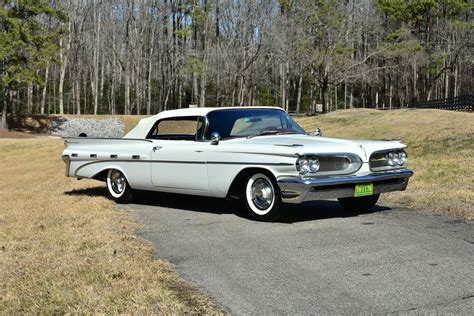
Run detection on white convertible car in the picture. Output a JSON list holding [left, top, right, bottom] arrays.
[[62, 107, 413, 221]]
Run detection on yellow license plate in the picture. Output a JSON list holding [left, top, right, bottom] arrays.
[[354, 183, 374, 197]]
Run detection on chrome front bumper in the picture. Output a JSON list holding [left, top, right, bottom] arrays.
[[277, 169, 413, 204]]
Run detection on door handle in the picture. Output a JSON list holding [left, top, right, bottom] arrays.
[[195, 150, 203, 153], [153, 146, 162, 152]]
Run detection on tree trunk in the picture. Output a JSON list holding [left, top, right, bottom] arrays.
[[199, 69, 207, 107], [444, 69, 449, 99], [58, 22, 71, 115], [280, 63, 286, 109], [59, 40, 67, 114], [123, 1, 132, 115], [1, 89, 8, 130], [389, 82, 393, 110], [178, 80, 183, 109], [93, 9, 101, 115], [10, 90, 16, 114], [349, 85, 354, 108], [27, 83, 33, 114], [453, 64, 458, 97], [296, 75, 303, 113], [147, 29, 154, 114], [192, 72, 199, 105], [310, 80, 315, 114], [40, 65, 49, 114], [83, 74, 87, 113], [124, 64, 130, 115], [147, 59, 153, 115], [75, 78, 81, 115], [136, 62, 141, 114], [99, 55, 105, 111], [344, 80, 347, 109], [412, 60, 417, 101], [322, 82, 330, 114]]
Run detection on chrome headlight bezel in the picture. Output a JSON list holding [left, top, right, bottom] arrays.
[[370, 149, 408, 171]]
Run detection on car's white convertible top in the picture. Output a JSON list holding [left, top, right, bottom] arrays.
[[123, 106, 283, 139]]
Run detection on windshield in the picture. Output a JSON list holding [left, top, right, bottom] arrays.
[[205, 109, 307, 140]]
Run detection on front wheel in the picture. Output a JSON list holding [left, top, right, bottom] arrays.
[[243, 173, 283, 222], [106, 169, 134, 204], [338, 194, 380, 212]]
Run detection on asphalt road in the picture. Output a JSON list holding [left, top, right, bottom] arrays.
[[123, 192, 474, 315]]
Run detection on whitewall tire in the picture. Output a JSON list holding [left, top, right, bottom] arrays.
[[243, 173, 283, 221], [106, 169, 134, 204]]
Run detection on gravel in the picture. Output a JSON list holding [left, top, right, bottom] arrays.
[[52, 117, 125, 138]]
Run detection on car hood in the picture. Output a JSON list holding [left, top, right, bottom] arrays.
[[232, 135, 406, 161]]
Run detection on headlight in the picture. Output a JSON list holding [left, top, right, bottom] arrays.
[[297, 157, 320, 174], [309, 158, 320, 172], [398, 151, 408, 165], [299, 158, 310, 174], [387, 150, 407, 167], [387, 152, 399, 166]]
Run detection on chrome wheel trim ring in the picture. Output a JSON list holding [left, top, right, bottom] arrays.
[[251, 178, 274, 210], [107, 169, 126, 198], [246, 174, 275, 216], [111, 170, 126, 194]]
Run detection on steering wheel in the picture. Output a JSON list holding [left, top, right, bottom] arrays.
[[258, 126, 281, 135]]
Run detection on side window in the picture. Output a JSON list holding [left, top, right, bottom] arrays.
[[147, 116, 205, 141]]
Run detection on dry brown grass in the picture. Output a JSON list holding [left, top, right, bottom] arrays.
[[295, 109, 474, 219], [0, 129, 36, 139], [0, 138, 220, 313]]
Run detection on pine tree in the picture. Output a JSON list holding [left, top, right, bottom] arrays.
[[0, 0, 66, 129]]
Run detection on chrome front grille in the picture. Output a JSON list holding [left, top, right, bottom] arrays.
[[318, 156, 351, 172], [298, 153, 362, 177]]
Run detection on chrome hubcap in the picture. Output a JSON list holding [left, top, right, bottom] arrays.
[[251, 178, 274, 210], [110, 170, 126, 194]]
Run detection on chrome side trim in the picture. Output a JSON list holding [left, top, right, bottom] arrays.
[[64, 137, 154, 143], [277, 169, 413, 204], [72, 159, 294, 177]]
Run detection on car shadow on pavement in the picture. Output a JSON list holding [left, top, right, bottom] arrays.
[[282, 201, 390, 223], [65, 186, 391, 223]]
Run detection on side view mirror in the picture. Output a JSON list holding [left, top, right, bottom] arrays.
[[211, 132, 221, 145], [313, 128, 322, 137]]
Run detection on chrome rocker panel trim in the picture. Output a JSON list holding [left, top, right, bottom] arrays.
[[277, 169, 413, 204]]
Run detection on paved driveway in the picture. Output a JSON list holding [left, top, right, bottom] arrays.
[[123, 192, 474, 314]]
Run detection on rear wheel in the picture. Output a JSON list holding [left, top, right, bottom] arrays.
[[106, 169, 134, 204], [243, 173, 283, 222], [338, 194, 380, 212]]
